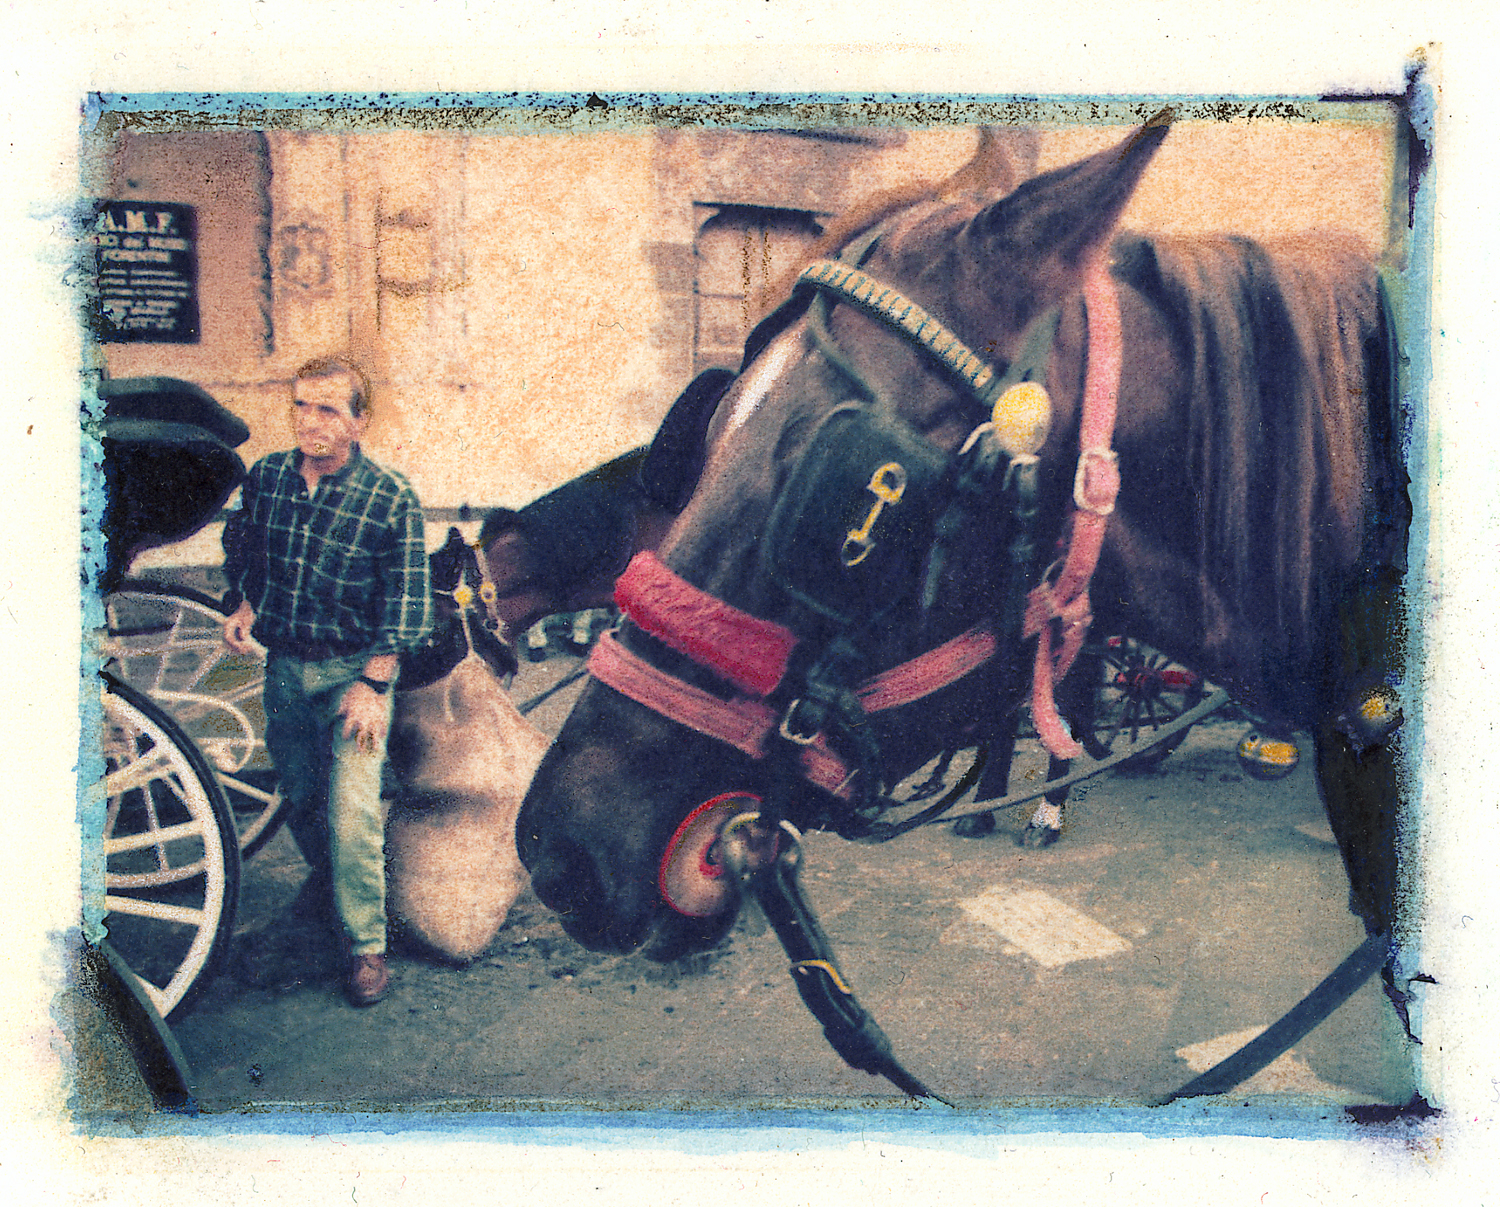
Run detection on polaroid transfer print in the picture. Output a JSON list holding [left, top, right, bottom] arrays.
[[74, 83, 1434, 1136]]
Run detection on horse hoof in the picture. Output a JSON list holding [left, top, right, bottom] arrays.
[[1018, 823, 1062, 849], [953, 812, 995, 838]]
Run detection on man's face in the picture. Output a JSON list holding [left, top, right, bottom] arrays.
[[291, 371, 368, 469]]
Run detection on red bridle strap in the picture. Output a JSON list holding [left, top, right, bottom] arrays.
[[588, 629, 778, 761], [586, 630, 855, 796], [614, 551, 799, 698], [1023, 261, 1123, 759], [587, 622, 998, 799], [854, 626, 998, 711]]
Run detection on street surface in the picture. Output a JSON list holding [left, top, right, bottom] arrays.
[[165, 650, 1417, 1113]]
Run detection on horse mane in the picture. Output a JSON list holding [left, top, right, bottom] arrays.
[[1117, 231, 1389, 678]]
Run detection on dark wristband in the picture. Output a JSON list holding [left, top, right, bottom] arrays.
[[357, 674, 391, 695]]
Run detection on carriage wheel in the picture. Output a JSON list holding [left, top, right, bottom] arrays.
[[103, 581, 287, 860], [1082, 637, 1207, 770], [99, 674, 240, 1021]]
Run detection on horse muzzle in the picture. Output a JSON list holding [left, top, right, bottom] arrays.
[[516, 746, 758, 958], [522, 827, 746, 960], [519, 801, 772, 959]]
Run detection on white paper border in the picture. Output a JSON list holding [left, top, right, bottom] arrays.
[[5, 3, 1497, 1201]]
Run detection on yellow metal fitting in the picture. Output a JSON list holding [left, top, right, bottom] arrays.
[[791, 959, 854, 995], [992, 380, 1052, 456], [1359, 690, 1396, 726]]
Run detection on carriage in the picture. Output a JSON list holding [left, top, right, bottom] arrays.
[[93, 375, 285, 1025]]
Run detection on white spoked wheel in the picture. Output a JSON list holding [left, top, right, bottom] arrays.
[[103, 581, 286, 860], [99, 674, 241, 1021]]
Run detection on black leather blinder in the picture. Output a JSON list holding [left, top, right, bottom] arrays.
[[762, 403, 950, 627]]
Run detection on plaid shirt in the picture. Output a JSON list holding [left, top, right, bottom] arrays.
[[223, 447, 431, 658]]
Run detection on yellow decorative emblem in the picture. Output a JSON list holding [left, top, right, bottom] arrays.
[[1359, 689, 1397, 727], [992, 380, 1052, 456], [1236, 729, 1301, 781], [452, 584, 475, 609]]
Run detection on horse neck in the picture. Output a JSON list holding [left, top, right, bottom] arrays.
[[1096, 236, 1381, 718]]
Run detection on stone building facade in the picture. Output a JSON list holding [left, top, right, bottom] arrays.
[[85, 104, 1399, 545]]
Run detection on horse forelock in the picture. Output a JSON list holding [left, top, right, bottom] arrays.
[[756, 135, 1024, 327]]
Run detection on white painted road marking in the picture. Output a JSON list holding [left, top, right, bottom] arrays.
[[1175, 1027, 1360, 1099], [951, 886, 1132, 968]]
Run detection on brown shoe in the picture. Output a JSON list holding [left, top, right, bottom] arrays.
[[346, 953, 391, 1006]]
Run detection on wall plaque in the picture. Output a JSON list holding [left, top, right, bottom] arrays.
[[92, 201, 200, 343]]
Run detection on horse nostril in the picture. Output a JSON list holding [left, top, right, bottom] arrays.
[[526, 837, 603, 923]]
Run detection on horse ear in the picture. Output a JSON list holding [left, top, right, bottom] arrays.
[[940, 126, 1042, 199], [964, 115, 1171, 315]]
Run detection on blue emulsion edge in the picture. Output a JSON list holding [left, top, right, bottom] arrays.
[[85, 91, 1388, 127], [79, 377, 107, 945], [1389, 67, 1437, 1096], [72, 78, 1435, 1146], [75, 1098, 1407, 1149]]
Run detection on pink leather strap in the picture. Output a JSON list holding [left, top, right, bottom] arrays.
[[1024, 262, 1123, 759], [588, 628, 775, 754], [615, 551, 799, 698], [855, 626, 998, 712], [588, 621, 998, 800], [587, 631, 857, 798]]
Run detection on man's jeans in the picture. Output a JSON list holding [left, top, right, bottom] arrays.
[[263, 653, 393, 956]]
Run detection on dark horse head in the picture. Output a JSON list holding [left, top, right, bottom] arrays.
[[396, 526, 519, 694], [518, 121, 1407, 962]]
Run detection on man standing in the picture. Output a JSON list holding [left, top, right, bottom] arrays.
[[223, 356, 430, 1006]]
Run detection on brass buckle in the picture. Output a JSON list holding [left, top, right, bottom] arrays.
[[779, 698, 821, 746], [840, 461, 908, 567], [1073, 448, 1119, 517]]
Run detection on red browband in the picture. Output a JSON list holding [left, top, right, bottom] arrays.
[[614, 552, 798, 697]]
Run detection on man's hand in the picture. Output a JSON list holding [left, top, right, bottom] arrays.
[[339, 680, 390, 754], [223, 601, 258, 654]]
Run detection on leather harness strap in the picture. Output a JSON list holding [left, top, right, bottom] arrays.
[[588, 628, 853, 797], [1024, 262, 1123, 758], [594, 258, 1124, 795], [588, 618, 999, 799], [613, 550, 798, 698]]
